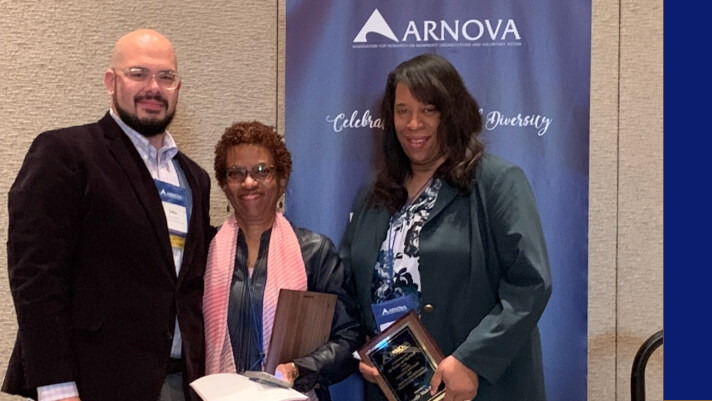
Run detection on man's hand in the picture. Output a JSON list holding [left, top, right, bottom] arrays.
[[430, 356, 479, 401]]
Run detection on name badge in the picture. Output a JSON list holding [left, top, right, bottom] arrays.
[[155, 180, 188, 249], [371, 295, 418, 333]]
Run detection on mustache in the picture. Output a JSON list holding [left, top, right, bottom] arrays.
[[134, 93, 168, 107]]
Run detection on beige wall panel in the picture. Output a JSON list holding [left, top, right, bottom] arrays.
[[588, 0, 621, 399], [278, 1, 287, 137], [617, 0, 664, 400]]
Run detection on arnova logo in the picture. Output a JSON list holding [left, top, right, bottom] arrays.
[[353, 9, 398, 43], [382, 305, 408, 316], [160, 188, 183, 201], [353, 8, 522, 46]]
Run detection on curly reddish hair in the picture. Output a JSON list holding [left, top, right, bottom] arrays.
[[214, 121, 292, 187]]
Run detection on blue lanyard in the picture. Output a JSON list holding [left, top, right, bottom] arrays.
[[386, 220, 398, 285], [246, 269, 265, 371]]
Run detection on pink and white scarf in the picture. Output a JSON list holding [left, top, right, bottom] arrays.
[[203, 212, 307, 374]]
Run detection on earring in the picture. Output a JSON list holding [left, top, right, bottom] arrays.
[[226, 203, 230, 212]]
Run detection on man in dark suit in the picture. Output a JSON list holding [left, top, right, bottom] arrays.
[[3, 29, 211, 401]]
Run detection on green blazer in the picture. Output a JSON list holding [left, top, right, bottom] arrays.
[[340, 153, 552, 401]]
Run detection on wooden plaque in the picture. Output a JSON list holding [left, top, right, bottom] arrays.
[[264, 289, 337, 374], [358, 311, 445, 401]]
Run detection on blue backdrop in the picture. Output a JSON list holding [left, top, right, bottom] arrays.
[[285, 2, 590, 400]]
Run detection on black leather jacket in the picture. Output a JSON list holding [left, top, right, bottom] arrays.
[[291, 228, 363, 400]]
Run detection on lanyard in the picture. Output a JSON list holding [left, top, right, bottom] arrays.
[[386, 222, 398, 285], [246, 270, 265, 371]]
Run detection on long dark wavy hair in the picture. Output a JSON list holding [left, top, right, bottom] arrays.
[[368, 53, 485, 214]]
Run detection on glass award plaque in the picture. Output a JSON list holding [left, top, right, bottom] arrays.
[[358, 311, 445, 401]]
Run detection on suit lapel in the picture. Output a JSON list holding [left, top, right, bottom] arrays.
[[425, 178, 458, 226], [353, 206, 390, 312], [174, 153, 198, 285], [98, 114, 175, 277]]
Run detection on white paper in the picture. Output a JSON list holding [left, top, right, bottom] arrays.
[[379, 320, 395, 332], [162, 201, 188, 234], [190, 373, 308, 401]]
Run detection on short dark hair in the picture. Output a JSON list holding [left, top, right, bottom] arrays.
[[369, 53, 485, 213], [214, 121, 292, 187]]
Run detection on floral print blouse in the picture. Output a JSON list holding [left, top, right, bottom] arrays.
[[372, 178, 442, 310]]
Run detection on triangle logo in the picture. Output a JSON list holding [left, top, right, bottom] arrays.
[[353, 9, 398, 43]]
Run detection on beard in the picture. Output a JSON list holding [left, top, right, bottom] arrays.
[[114, 92, 175, 138]]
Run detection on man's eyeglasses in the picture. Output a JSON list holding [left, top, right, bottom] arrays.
[[116, 67, 181, 90], [226, 164, 276, 184]]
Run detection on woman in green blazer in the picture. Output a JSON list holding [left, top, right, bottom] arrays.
[[340, 54, 552, 401]]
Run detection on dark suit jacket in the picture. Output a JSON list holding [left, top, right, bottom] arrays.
[[3, 113, 211, 401], [341, 153, 552, 401]]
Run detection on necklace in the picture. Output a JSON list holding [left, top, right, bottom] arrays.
[[406, 175, 434, 207]]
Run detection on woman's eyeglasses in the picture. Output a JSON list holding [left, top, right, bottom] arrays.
[[226, 164, 276, 184]]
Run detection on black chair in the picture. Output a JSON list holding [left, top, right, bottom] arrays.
[[631, 330, 663, 401]]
